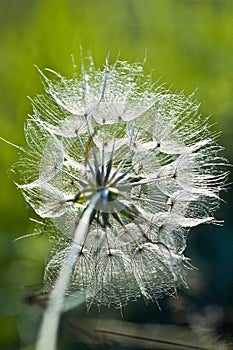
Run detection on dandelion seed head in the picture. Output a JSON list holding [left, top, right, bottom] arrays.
[[18, 56, 228, 309]]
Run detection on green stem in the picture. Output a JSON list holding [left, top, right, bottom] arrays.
[[35, 193, 100, 350]]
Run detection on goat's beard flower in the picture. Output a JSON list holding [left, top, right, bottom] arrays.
[[18, 57, 228, 310]]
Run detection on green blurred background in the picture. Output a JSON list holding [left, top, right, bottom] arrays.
[[0, 0, 232, 349]]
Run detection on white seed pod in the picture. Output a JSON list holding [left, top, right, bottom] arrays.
[[18, 56, 228, 312]]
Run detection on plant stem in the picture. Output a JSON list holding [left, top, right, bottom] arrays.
[[35, 193, 100, 350]]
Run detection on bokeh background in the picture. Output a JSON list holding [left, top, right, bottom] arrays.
[[0, 0, 232, 349]]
